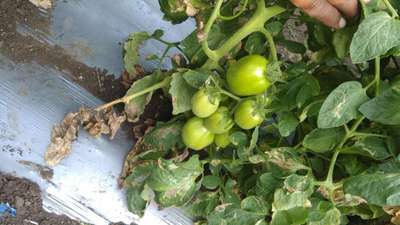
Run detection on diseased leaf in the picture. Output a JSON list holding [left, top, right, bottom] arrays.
[[146, 155, 202, 207], [158, 0, 188, 24], [124, 32, 151, 77], [277, 112, 299, 137], [344, 173, 400, 206], [341, 136, 391, 160], [241, 196, 270, 216], [272, 189, 311, 211], [255, 172, 281, 199], [279, 39, 306, 54], [137, 120, 184, 160], [318, 81, 369, 128], [245, 33, 265, 55], [182, 69, 211, 88], [266, 147, 309, 172], [303, 128, 345, 153], [359, 86, 400, 125], [125, 72, 164, 122], [207, 206, 264, 225], [169, 72, 197, 115], [308, 201, 341, 225], [185, 191, 219, 218], [350, 12, 400, 63], [284, 174, 314, 195]]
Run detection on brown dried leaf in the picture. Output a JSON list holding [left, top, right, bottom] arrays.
[[106, 112, 126, 139], [384, 206, 400, 225], [45, 112, 79, 166]]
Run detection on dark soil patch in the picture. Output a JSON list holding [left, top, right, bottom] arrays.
[[0, 0, 126, 102], [0, 173, 81, 225]]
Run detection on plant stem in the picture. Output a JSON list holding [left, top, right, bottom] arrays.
[[350, 116, 365, 133], [352, 132, 388, 138], [383, 0, 399, 18], [375, 57, 381, 96], [201, 0, 224, 61], [260, 28, 278, 61], [96, 77, 171, 111], [201, 0, 285, 70], [220, 89, 241, 101], [219, 0, 249, 20]]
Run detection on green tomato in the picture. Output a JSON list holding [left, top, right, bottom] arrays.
[[215, 132, 231, 148], [191, 89, 220, 118], [204, 106, 234, 134], [226, 55, 270, 96], [234, 100, 264, 130], [182, 117, 215, 150]]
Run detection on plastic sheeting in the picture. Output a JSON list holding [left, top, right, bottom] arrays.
[[0, 0, 194, 224]]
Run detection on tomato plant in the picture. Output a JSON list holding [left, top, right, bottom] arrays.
[[46, 0, 400, 224]]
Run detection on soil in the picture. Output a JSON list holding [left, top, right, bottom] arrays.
[[0, 0, 126, 103], [0, 173, 81, 225]]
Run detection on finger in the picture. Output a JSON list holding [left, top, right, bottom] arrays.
[[291, 0, 346, 29], [327, 0, 358, 18]]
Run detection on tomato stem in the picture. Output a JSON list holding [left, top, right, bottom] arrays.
[[220, 89, 241, 101], [375, 57, 381, 96], [201, 0, 285, 70], [218, 0, 249, 21], [383, 0, 399, 18], [260, 28, 278, 62], [95, 76, 171, 111]]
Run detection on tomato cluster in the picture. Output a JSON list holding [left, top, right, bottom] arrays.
[[182, 55, 269, 150]]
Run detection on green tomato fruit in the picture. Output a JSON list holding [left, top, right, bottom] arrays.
[[227, 55, 270, 96], [182, 117, 215, 150], [204, 106, 234, 134], [215, 132, 231, 148], [191, 89, 220, 118], [234, 100, 264, 130]]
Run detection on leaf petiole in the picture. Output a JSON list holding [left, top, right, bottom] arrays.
[[352, 132, 389, 138], [260, 28, 278, 62], [96, 76, 171, 111], [383, 0, 399, 18], [220, 89, 241, 101]]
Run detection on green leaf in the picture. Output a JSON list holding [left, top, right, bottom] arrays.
[[359, 86, 400, 125], [230, 131, 249, 147], [299, 100, 323, 123], [202, 175, 221, 190], [344, 173, 400, 206], [158, 0, 188, 24], [303, 128, 345, 153], [342, 136, 391, 160], [182, 69, 211, 88], [332, 27, 354, 59], [169, 72, 197, 115], [279, 39, 306, 54], [270, 207, 309, 225], [245, 33, 265, 55], [339, 156, 367, 176], [277, 112, 299, 137], [124, 32, 151, 77], [127, 187, 147, 217], [207, 207, 264, 225], [350, 12, 400, 63], [255, 172, 281, 198], [340, 203, 385, 220], [317, 81, 369, 128], [146, 155, 203, 207], [308, 201, 341, 225], [124, 72, 164, 122], [241, 196, 270, 216], [222, 179, 241, 206], [295, 76, 320, 108], [185, 191, 219, 218]]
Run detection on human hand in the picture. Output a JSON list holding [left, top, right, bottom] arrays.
[[291, 0, 363, 29]]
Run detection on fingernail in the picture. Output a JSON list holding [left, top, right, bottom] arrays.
[[339, 18, 346, 28], [363, 0, 370, 4]]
